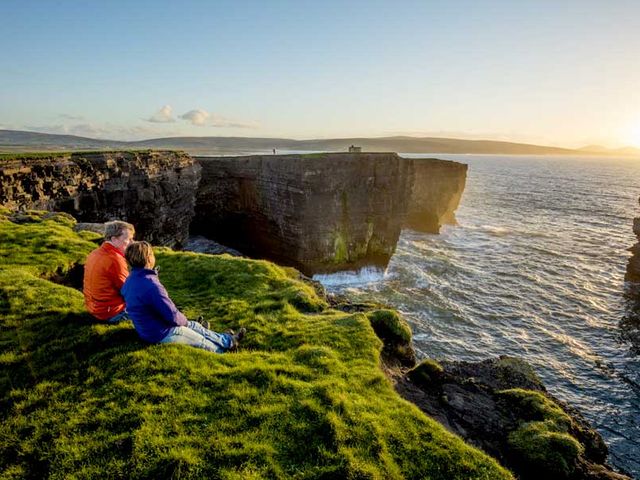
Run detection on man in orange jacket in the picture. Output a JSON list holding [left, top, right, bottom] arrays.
[[83, 220, 135, 323]]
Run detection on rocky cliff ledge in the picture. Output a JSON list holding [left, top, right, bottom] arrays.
[[625, 196, 640, 282], [394, 356, 630, 480], [0, 151, 200, 246], [193, 153, 466, 275], [406, 158, 467, 233], [0, 151, 465, 273]]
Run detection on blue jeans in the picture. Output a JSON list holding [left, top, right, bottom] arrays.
[[107, 310, 130, 325], [160, 321, 233, 353]]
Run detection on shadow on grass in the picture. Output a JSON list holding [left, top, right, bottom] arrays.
[[0, 308, 144, 411]]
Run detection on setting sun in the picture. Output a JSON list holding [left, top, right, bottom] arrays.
[[630, 122, 640, 147]]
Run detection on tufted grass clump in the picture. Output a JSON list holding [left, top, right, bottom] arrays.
[[366, 309, 412, 344], [0, 213, 513, 479], [498, 388, 584, 478], [365, 309, 415, 366], [408, 359, 445, 388]]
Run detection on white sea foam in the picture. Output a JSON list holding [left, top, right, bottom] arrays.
[[312, 266, 387, 286]]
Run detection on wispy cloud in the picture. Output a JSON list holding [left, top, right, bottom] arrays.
[[179, 108, 258, 129], [146, 105, 176, 123], [59, 113, 85, 121]]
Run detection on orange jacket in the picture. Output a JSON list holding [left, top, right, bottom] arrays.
[[83, 243, 129, 320]]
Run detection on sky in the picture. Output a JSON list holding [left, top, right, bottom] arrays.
[[1, 0, 640, 148]]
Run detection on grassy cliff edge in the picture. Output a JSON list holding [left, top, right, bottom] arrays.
[[0, 209, 512, 479]]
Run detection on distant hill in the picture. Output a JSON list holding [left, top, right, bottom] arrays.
[[1, 129, 639, 157], [0, 129, 127, 150]]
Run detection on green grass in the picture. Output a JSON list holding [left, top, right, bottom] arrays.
[[0, 152, 73, 160], [0, 211, 513, 479]]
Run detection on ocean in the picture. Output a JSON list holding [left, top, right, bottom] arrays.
[[316, 154, 640, 477]]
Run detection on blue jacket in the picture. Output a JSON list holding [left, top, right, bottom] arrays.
[[121, 267, 188, 343]]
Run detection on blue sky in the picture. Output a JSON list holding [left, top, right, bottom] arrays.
[[1, 0, 640, 147]]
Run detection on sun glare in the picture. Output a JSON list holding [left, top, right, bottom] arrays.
[[629, 122, 640, 148]]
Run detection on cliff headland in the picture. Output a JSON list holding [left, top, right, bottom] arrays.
[[193, 153, 466, 275], [0, 151, 465, 275]]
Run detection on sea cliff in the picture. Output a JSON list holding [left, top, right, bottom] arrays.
[[0, 151, 466, 275], [193, 153, 466, 274], [0, 151, 200, 246]]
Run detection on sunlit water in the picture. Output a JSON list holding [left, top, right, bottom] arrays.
[[318, 154, 640, 476]]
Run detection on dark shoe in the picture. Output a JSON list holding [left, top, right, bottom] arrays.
[[234, 327, 246, 343], [196, 315, 210, 330], [230, 327, 246, 351]]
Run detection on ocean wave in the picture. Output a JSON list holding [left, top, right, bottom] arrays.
[[313, 266, 387, 286]]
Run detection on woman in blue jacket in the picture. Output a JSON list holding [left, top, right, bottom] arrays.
[[121, 241, 245, 353]]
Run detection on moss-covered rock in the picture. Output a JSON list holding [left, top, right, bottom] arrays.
[[366, 309, 416, 367], [395, 357, 627, 480], [408, 359, 445, 388], [498, 389, 584, 478]]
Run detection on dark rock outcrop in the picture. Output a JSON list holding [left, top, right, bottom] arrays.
[[193, 153, 466, 275], [623, 198, 640, 353], [406, 158, 467, 233], [394, 356, 629, 480], [1, 151, 466, 273], [0, 151, 201, 246], [182, 235, 243, 257], [625, 199, 640, 282]]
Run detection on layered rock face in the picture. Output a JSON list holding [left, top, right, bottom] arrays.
[[0, 151, 200, 246], [193, 153, 466, 275], [407, 158, 467, 233], [193, 153, 413, 275], [625, 197, 640, 281], [1, 151, 466, 273]]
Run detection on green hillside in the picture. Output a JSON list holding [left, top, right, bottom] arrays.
[[0, 209, 512, 479]]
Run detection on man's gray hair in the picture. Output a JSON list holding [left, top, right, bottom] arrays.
[[104, 221, 135, 241]]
